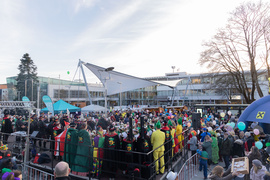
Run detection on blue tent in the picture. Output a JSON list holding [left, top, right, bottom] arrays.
[[41, 99, 81, 114], [238, 95, 270, 134]]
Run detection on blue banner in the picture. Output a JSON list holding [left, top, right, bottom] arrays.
[[22, 96, 30, 108], [22, 96, 30, 102], [42, 95, 54, 116]]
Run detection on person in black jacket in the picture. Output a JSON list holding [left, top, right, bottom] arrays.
[[1, 114, 13, 144], [220, 132, 232, 169], [232, 138, 245, 157], [37, 116, 48, 150], [54, 161, 71, 180]]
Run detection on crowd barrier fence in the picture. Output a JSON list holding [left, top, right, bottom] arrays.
[[0, 128, 191, 180]]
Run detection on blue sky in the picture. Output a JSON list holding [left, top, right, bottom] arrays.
[[0, 0, 262, 84]]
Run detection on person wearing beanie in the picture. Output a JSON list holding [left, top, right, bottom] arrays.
[[151, 121, 165, 175], [250, 159, 266, 180], [176, 117, 184, 151]]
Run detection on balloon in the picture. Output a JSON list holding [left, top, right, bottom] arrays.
[[255, 141, 263, 149], [230, 122, 235, 128], [207, 118, 210, 121], [220, 112, 225, 118], [165, 109, 167, 112], [209, 115, 212, 119], [187, 122, 191, 127], [213, 121, 216, 125], [171, 115, 174, 118], [167, 116, 171, 120], [227, 111, 232, 115], [254, 129, 260, 135], [237, 122, 246, 131], [67, 71, 70, 74], [169, 113, 172, 116]]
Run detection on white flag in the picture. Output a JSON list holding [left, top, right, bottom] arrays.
[[66, 108, 70, 116]]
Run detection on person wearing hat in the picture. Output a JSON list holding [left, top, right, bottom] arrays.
[[250, 159, 266, 180], [151, 121, 165, 175], [73, 122, 93, 177], [63, 122, 78, 172], [176, 117, 184, 151], [104, 125, 120, 180], [200, 128, 211, 142], [188, 130, 198, 157]]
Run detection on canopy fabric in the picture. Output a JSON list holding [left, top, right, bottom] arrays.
[[81, 104, 107, 112], [83, 62, 170, 95], [41, 99, 81, 113], [238, 95, 270, 133]]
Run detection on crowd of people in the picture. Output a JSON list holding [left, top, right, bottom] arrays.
[[0, 107, 270, 180]]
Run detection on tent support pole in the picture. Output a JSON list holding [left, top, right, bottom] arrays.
[[79, 59, 93, 105]]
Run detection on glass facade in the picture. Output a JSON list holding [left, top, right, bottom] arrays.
[[5, 71, 269, 107]]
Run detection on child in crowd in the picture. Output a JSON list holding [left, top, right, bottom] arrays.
[[198, 147, 209, 180]]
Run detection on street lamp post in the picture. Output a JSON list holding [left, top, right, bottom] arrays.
[[117, 82, 122, 110], [103, 67, 114, 118]]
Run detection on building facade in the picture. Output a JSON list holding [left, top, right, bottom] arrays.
[[6, 70, 269, 108]]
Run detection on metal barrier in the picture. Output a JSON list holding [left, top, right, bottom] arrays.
[[21, 163, 54, 180], [0, 128, 190, 180], [177, 153, 199, 180]]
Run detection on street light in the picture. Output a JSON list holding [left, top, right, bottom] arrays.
[[117, 82, 122, 110], [102, 67, 114, 118]]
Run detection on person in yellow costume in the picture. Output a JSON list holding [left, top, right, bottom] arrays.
[[176, 117, 184, 150], [151, 121, 165, 175], [168, 120, 175, 157]]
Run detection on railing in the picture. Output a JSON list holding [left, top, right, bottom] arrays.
[[0, 128, 190, 180], [20, 163, 54, 180], [177, 153, 199, 180]]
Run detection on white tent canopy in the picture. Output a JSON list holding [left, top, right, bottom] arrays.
[[81, 104, 107, 112], [83, 62, 170, 95]]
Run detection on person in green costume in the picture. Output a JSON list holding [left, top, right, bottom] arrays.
[[63, 122, 78, 171], [92, 126, 105, 178], [210, 131, 219, 164], [73, 122, 93, 177]]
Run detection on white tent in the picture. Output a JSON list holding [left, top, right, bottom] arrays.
[[83, 62, 170, 95], [81, 104, 107, 112]]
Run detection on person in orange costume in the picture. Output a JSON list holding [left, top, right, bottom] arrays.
[[151, 121, 165, 175]]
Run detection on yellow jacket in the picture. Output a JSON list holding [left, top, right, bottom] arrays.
[[151, 129, 165, 151], [176, 124, 184, 143]]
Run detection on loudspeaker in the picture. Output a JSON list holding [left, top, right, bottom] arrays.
[[192, 113, 201, 130]]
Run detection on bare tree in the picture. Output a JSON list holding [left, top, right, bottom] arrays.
[[199, 1, 270, 103]]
